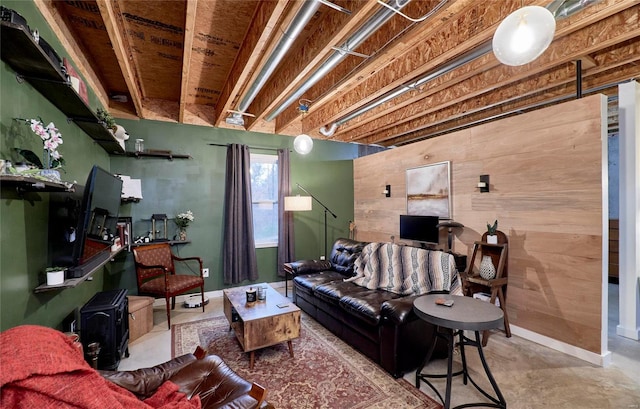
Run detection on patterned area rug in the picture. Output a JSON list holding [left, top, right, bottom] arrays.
[[172, 314, 441, 409]]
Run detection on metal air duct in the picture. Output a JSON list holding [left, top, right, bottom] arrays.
[[266, 0, 415, 122], [319, 0, 602, 137], [225, 0, 322, 126]]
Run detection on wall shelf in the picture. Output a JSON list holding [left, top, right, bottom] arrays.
[[131, 240, 191, 248], [0, 21, 124, 154], [115, 151, 192, 160], [0, 174, 75, 194], [34, 246, 125, 293]]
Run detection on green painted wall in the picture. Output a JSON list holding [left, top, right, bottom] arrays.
[[109, 119, 357, 294], [1, 0, 111, 331], [0, 1, 357, 332]]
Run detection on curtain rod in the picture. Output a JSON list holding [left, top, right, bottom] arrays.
[[208, 143, 291, 152]]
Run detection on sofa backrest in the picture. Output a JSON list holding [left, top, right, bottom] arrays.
[[329, 238, 368, 277]]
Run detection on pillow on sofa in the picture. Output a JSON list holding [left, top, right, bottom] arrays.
[[347, 242, 462, 296]]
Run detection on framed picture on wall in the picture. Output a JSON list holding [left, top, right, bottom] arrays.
[[406, 161, 452, 218]]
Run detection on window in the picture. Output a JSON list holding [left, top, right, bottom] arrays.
[[250, 153, 278, 248]]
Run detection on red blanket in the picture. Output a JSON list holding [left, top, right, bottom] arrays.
[[0, 325, 201, 409]]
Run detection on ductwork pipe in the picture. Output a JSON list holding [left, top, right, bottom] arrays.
[[265, 0, 414, 122], [548, 0, 602, 19], [318, 0, 602, 138], [227, 0, 321, 122]]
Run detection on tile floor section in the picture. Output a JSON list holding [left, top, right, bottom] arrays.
[[119, 284, 640, 408]]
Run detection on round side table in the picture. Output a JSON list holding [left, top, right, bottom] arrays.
[[413, 294, 506, 409]]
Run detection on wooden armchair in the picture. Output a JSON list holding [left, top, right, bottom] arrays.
[[132, 243, 205, 329]]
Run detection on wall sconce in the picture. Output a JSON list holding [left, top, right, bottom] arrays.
[[383, 184, 391, 197], [478, 175, 490, 193]]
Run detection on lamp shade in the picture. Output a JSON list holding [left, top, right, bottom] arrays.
[[492, 6, 556, 66], [293, 134, 313, 154], [284, 196, 312, 211]]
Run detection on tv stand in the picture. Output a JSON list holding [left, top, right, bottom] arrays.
[[34, 247, 125, 293]]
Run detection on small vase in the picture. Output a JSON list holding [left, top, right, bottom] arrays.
[[479, 255, 496, 280], [486, 234, 498, 244], [179, 229, 187, 241]]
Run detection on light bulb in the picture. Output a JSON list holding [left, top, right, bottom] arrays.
[[492, 6, 556, 66], [294, 134, 313, 155], [510, 18, 535, 54]]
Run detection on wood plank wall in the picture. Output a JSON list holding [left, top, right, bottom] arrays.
[[354, 95, 606, 354]]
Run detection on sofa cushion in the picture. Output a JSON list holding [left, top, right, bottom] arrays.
[[314, 280, 364, 306], [348, 243, 462, 296], [339, 289, 403, 326], [328, 238, 368, 277], [293, 271, 344, 293]]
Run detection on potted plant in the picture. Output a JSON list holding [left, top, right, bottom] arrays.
[[45, 266, 66, 286], [14, 118, 65, 181], [486, 220, 498, 244], [96, 108, 117, 133]]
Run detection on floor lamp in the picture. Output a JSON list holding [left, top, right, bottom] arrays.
[[285, 183, 337, 258]]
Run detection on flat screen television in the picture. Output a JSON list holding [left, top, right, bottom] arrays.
[[399, 215, 439, 245], [48, 165, 123, 278]]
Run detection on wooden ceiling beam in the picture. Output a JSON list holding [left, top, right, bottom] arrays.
[[365, 61, 640, 147], [332, 4, 640, 143], [96, 0, 144, 117], [384, 65, 635, 147], [179, 0, 198, 123], [243, 0, 381, 131], [299, 0, 531, 134], [270, 0, 461, 133], [303, 0, 634, 135], [34, 0, 109, 109], [213, 0, 292, 127]]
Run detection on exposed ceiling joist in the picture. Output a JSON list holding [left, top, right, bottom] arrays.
[[96, 0, 144, 117], [33, 0, 638, 148]]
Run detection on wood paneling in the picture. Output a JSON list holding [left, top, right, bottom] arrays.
[[354, 94, 606, 354]]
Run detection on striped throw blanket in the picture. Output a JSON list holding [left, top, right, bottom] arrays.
[[346, 242, 462, 296]]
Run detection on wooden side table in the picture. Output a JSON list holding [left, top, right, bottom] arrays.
[[462, 231, 511, 346]]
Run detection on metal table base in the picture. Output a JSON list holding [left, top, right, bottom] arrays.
[[416, 326, 506, 409]]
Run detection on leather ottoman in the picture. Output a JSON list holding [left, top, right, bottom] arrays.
[[127, 295, 154, 342]]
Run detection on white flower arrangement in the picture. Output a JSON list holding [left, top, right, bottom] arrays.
[[18, 118, 65, 169], [175, 210, 194, 229]]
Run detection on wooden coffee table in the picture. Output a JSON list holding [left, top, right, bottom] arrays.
[[223, 283, 301, 369]]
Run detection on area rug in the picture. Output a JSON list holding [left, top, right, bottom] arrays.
[[172, 314, 441, 409]]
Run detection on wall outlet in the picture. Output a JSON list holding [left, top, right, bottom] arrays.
[[202, 268, 209, 278]]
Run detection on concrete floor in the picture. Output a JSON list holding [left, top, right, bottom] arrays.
[[119, 283, 639, 408]]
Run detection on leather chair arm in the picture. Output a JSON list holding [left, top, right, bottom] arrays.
[[100, 354, 197, 399], [284, 260, 332, 276], [168, 355, 266, 409]]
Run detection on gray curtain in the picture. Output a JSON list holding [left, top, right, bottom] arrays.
[[277, 148, 294, 276], [222, 144, 258, 285]]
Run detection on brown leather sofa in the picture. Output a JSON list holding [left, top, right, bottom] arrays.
[[285, 238, 459, 378], [101, 347, 272, 409]]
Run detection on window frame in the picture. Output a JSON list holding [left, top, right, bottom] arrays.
[[249, 153, 279, 248]]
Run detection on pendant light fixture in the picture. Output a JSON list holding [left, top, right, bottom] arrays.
[[293, 134, 313, 155], [492, 5, 556, 66]]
